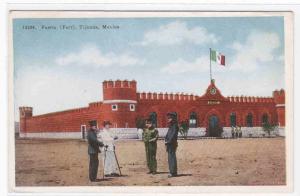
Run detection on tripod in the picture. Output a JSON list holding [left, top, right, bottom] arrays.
[[102, 145, 108, 179]]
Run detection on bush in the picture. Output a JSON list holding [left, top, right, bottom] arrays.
[[262, 122, 277, 137], [179, 120, 189, 139]]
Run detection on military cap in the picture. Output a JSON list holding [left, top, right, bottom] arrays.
[[145, 118, 153, 124], [167, 112, 177, 119]]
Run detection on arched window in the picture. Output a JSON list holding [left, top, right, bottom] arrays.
[[149, 112, 158, 127], [262, 113, 269, 125], [230, 112, 237, 127], [246, 113, 253, 127], [189, 112, 197, 128]]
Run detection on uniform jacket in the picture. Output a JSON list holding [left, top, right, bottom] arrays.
[[143, 127, 159, 143], [165, 121, 179, 148], [87, 128, 104, 154]]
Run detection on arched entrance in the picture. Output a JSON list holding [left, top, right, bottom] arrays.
[[208, 115, 223, 137]]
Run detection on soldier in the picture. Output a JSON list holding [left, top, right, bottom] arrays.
[[143, 118, 159, 174], [165, 112, 179, 178], [87, 121, 105, 182], [231, 126, 235, 138], [238, 126, 242, 138], [235, 126, 238, 138]]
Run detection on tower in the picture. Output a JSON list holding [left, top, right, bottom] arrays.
[[19, 106, 33, 133], [102, 80, 137, 128], [273, 89, 285, 126]]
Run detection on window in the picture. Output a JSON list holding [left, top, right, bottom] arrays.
[[189, 112, 197, 128], [81, 125, 87, 139], [246, 113, 253, 127], [230, 112, 237, 127], [262, 113, 269, 125], [129, 104, 135, 111], [111, 104, 118, 111]]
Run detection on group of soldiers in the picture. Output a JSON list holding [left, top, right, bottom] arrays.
[[231, 126, 243, 138], [86, 112, 179, 182]]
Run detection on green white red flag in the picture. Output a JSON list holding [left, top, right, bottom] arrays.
[[210, 50, 225, 66]]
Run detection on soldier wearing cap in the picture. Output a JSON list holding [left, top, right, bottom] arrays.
[[87, 120, 104, 182], [238, 126, 242, 138], [165, 112, 179, 177], [142, 118, 159, 174]]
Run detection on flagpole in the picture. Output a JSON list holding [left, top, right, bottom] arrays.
[[209, 48, 212, 82]]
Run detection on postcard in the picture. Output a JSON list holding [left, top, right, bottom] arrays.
[[8, 11, 293, 194]]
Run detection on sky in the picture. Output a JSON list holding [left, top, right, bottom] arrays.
[[13, 16, 285, 117]]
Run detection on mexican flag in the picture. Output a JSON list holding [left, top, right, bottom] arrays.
[[211, 49, 225, 66]]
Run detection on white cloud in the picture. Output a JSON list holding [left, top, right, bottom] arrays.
[[161, 56, 209, 74], [229, 30, 280, 72], [215, 70, 284, 97], [14, 66, 102, 119], [55, 44, 144, 67], [137, 21, 219, 46]]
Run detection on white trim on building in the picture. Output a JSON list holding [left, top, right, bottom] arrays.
[[19, 127, 285, 139], [103, 100, 137, 104]]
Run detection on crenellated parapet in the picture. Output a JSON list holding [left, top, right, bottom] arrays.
[[137, 92, 198, 101], [19, 106, 33, 118], [227, 96, 274, 103], [273, 89, 285, 105], [88, 101, 103, 108], [103, 79, 137, 89], [103, 79, 137, 101]]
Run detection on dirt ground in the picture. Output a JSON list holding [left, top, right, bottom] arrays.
[[15, 138, 286, 186]]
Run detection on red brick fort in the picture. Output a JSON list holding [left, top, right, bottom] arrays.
[[19, 79, 285, 138]]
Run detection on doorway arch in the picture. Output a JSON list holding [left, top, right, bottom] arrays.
[[208, 115, 223, 137]]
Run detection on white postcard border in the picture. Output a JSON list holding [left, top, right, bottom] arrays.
[[6, 7, 295, 196]]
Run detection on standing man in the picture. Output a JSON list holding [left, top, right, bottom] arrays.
[[165, 112, 179, 178], [87, 121, 104, 182], [238, 126, 242, 138], [231, 126, 235, 138], [98, 120, 120, 177], [235, 126, 238, 138], [143, 118, 159, 175]]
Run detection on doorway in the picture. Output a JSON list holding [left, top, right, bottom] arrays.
[[208, 115, 223, 137], [81, 125, 87, 139]]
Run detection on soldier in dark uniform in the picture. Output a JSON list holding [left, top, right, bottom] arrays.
[[165, 112, 179, 178], [142, 118, 159, 174], [87, 121, 104, 182]]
